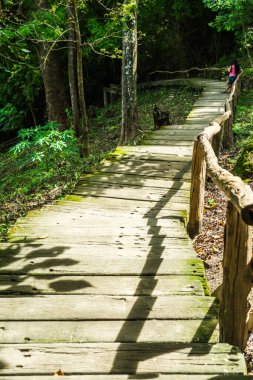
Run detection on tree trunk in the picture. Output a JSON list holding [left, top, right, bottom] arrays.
[[35, 0, 69, 130], [120, 0, 138, 145], [67, 0, 80, 136], [73, 0, 89, 157], [37, 44, 69, 130]]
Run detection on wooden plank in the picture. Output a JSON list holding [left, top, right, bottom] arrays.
[[9, 224, 188, 238], [0, 275, 204, 296], [72, 185, 190, 203], [0, 256, 203, 276], [146, 128, 202, 135], [14, 214, 184, 228], [116, 145, 193, 155], [2, 376, 251, 380], [34, 201, 190, 219], [144, 134, 197, 141], [0, 319, 219, 343], [110, 152, 192, 162], [80, 174, 192, 189], [100, 158, 192, 172], [0, 243, 196, 258], [0, 295, 218, 320], [6, 234, 193, 246], [142, 139, 194, 146], [0, 343, 246, 375]]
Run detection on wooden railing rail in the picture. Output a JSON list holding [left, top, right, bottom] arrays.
[[147, 66, 223, 81], [187, 75, 253, 351]]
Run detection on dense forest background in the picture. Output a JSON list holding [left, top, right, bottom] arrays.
[[0, 0, 249, 143], [0, 0, 253, 238]]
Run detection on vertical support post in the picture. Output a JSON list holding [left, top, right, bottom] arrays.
[[223, 99, 234, 148], [187, 138, 206, 239], [212, 127, 222, 157], [219, 201, 253, 350]]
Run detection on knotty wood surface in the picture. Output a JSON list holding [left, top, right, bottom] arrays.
[[0, 79, 247, 377]]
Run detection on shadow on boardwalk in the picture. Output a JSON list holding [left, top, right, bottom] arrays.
[[109, 161, 219, 376]]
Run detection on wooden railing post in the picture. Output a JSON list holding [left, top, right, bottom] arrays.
[[223, 99, 234, 148], [219, 201, 253, 350], [187, 139, 206, 239]]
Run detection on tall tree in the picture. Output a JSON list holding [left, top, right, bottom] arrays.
[[120, 0, 138, 145], [67, 0, 89, 157], [34, 0, 69, 130]]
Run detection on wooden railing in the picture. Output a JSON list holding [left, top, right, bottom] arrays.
[[147, 66, 223, 81], [187, 75, 253, 351]]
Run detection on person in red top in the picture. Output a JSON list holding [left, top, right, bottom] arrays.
[[224, 59, 243, 92]]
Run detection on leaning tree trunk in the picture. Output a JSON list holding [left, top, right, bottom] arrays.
[[120, 0, 138, 145], [35, 0, 69, 130]]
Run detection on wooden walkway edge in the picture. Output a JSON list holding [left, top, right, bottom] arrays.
[[0, 79, 250, 379]]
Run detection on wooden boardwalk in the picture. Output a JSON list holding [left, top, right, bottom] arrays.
[[0, 79, 249, 378]]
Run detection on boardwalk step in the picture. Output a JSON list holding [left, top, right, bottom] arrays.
[[0, 343, 246, 376], [0, 295, 218, 320], [0, 319, 219, 343], [0, 275, 205, 296], [0, 256, 204, 275], [1, 376, 251, 380], [0, 242, 196, 257]]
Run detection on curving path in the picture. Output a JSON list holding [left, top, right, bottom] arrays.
[[0, 79, 249, 378]]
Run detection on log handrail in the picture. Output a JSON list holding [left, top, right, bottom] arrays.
[[147, 66, 223, 81], [187, 74, 253, 351]]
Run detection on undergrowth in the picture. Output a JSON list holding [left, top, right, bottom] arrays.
[[233, 88, 253, 180], [0, 84, 201, 240]]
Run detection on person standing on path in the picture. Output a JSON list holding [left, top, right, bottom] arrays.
[[224, 59, 243, 92]]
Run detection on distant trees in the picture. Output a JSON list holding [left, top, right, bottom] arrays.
[[203, 0, 253, 67]]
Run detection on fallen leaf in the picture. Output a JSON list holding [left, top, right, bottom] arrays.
[[212, 246, 219, 254]]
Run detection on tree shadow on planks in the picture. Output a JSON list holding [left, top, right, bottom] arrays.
[[108, 159, 220, 377], [0, 243, 92, 294]]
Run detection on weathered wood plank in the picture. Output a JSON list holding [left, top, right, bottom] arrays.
[[0, 343, 246, 375], [79, 175, 192, 190], [99, 158, 192, 174], [9, 224, 188, 238], [144, 134, 197, 141], [2, 376, 251, 380], [53, 196, 191, 212], [6, 235, 192, 246], [14, 214, 183, 227], [142, 139, 194, 146], [72, 186, 190, 203], [0, 320, 219, 343], [0, 242, 195, 258], [116, 145, 193, 155], [0, 275, 204, 296], [0, 295, 218, 320], [0, 256, 203, 275]]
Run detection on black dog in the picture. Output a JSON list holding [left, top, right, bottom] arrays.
[[153, 105, 171, 130]]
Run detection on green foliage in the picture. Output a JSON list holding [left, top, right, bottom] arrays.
[[203, 0, 253, 64], [233, 88, 253, 179], [10, 122, 78, 171], [0, 104, 25, 131]]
